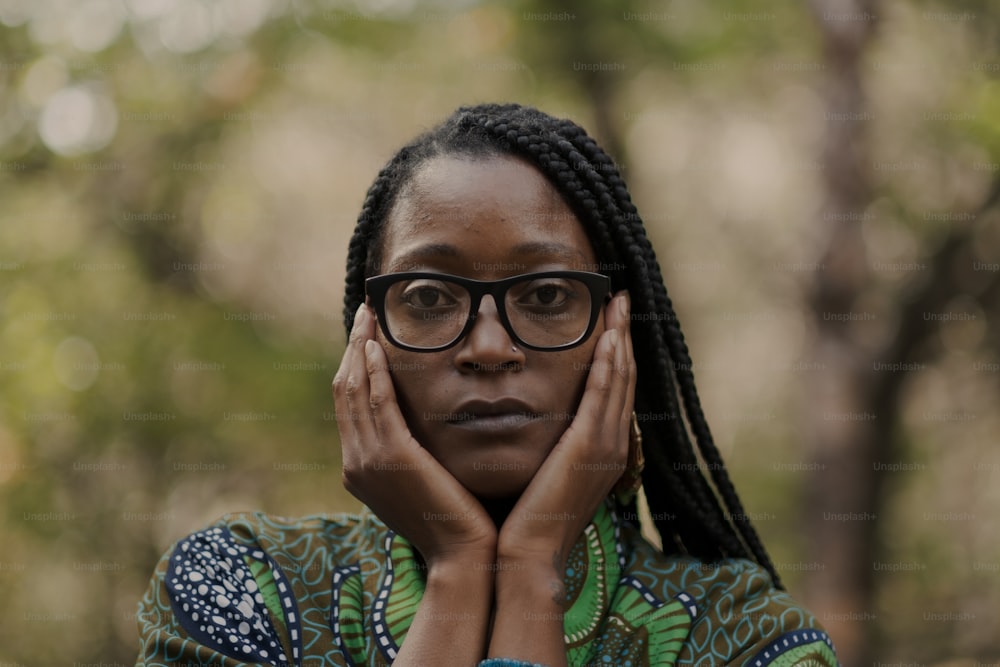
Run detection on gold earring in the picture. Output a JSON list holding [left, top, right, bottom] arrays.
[[613, 412, 644, 505]]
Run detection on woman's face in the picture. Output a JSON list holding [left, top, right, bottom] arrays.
[[375, 154, 605, 501]]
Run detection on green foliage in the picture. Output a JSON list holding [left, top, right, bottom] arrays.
[[1, 0, 997, 663]]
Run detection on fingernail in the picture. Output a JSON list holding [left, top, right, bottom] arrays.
[[619, 293, 630, 319]]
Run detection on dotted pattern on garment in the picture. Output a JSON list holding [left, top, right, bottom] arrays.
[[371, 532, 400, 664], [620, 575, 667, 610], [749, 628, 838, 666], [329, 563, 361, 667], [165, 524, 301, 665]]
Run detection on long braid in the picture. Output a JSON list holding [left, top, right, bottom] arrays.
[[554, 124, 755, 564], [342, 103, 783, 588], [562, 120, 782, 585], [482, 116, 750, 558], [576, 128, 778, 571], [489, 116, 746, 558]]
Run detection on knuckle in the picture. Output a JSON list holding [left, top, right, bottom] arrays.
[[368, 390, 388, 411], [348, 321, 367, 345], [342, 373, 361, 397], [593, 371, 613, 393]]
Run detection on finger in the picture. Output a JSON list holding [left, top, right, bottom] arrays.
[[334, 303, 376, 398], [364, 339, 413, 450], [334, 305, 376, 465], [342, 340, 378, 456], [349, 302, 377, 349], [610, 293, 634, 452], [332, 306, 367, 446], [601, 323, 630, 468], [552, 326, 618, 455], [593, 294, 630, 445], [621, 293, 637, 445]]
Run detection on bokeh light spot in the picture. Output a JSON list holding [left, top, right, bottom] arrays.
[[21, 55, 69, 108], [38, 84, 118, 155], [68, 0, 126, 52], [53, 336, 100, 391], [158, 0, 217, 53]]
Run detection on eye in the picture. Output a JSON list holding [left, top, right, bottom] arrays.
[[516, 280, 574, 307], [399, 280, 460, 308], [534, 284, 561, 305]]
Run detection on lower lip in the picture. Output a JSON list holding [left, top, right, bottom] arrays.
[[449, 413, 538, 434]]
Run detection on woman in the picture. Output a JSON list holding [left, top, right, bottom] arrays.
[[136, 103, 838, 666]]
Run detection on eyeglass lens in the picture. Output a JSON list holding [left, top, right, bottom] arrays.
[[381, 275, 593, 349]]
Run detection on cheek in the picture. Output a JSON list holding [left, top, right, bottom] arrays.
[[376, 332, 410, 393], [377, 339, 444, 415], [553, 342, 601, 410], [566, 311, 608, 397]]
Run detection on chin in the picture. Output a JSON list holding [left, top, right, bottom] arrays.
[[454, 464, 534, 502]]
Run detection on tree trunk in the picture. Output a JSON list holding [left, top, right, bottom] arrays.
[[803, 1, 882, 664]]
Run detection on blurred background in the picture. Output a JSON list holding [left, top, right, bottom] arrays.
[[1, 0, 998, 664]]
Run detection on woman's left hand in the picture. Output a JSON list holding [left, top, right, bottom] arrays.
[[495, 290, 636, 575], [485, 291, 635, 666]]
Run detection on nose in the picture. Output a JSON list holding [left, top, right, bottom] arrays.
[[453, 295, 525, 371]]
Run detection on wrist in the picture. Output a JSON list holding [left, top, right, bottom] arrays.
[[494, 555, 564, 609], [495, 539, 567, 578], [495, 513, 583, 572], [415, 527, 497, 570], [424, 547, 497, 589], [487, 559, 566, 667]]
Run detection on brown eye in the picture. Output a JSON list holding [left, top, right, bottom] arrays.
[[534, 285, 560, 305], [516, 280, 574, 308], [415, 288, 442, 307], [399, 281, 460, 309]]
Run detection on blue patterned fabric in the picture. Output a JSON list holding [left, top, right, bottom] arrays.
[[136, 502, 838, 666]]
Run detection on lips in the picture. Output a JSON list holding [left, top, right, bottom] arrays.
[[447, 398, 539, 433]]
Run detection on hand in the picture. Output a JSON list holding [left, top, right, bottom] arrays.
[[485, 292, 634, 666], [496, 291, 636, 573], [332, 304, 497, 567]]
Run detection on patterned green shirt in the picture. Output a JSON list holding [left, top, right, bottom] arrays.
[[135, 501, 838, 666]]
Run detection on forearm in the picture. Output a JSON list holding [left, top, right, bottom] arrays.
[[486, 558, 567, 667], [392, 557, 494, 667]]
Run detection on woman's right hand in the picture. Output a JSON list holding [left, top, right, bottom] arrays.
[[332, 303, 497, 568], [334, 303, 495, 665]]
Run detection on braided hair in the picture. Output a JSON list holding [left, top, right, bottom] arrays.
[[342, 103, 782, 588]]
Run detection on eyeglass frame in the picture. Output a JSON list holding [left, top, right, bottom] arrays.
[[364, 270, 613, 352]]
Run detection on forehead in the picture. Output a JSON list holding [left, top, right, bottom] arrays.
[[380, 154, 597, 274]]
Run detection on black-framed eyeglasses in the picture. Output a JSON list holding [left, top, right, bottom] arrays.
[[365, 270, 612, 352]]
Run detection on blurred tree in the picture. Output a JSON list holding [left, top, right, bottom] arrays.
[[1, 0, 997, 664], [801, 1, 884, 664], [802, 0, 1000, 663]]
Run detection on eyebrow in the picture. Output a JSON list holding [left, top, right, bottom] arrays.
[[386, 244, 460, 272], [387, 241, 588, 272]]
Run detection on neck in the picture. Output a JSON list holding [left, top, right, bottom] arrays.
[[480, 496, 519, 529]]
